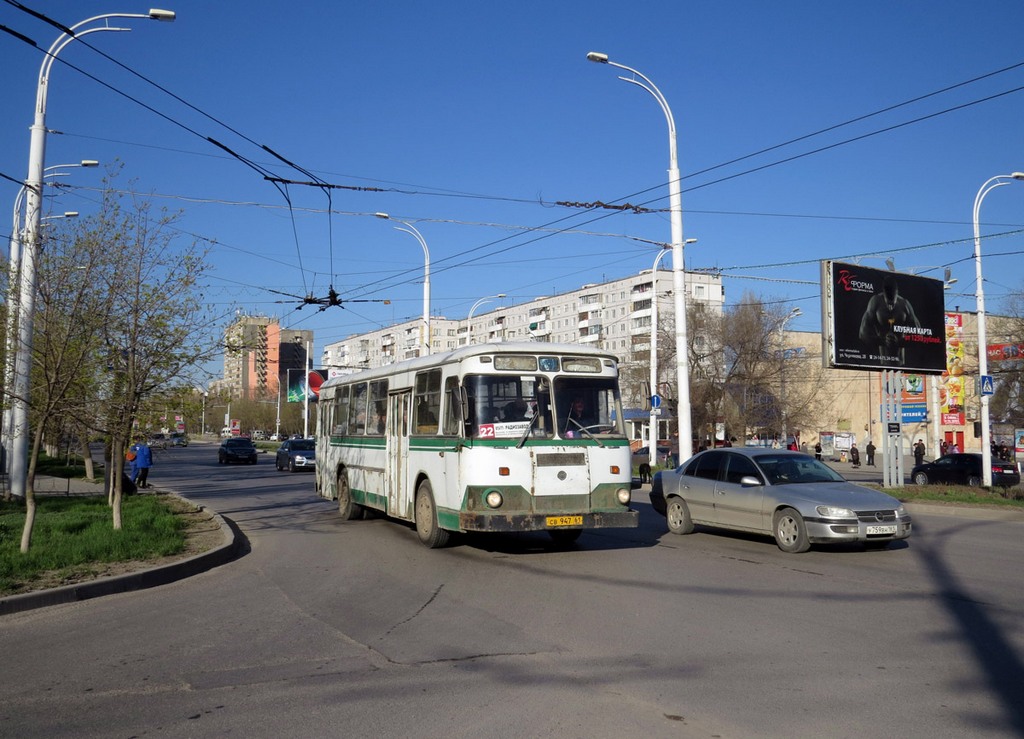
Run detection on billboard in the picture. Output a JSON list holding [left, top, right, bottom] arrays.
[[822, 261, 946, 372], [940, 312, 965, 425], [287, 369, 326, 403]]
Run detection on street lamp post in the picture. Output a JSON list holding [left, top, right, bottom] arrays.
[[375, 213, 431, 356], [648, 247, 669, 463], [972, 172, 1024, 487], [587, 51, 693, 458], [467, 293, 506, 345], [9, 9, 175, 499]]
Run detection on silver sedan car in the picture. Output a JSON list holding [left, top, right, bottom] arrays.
[[650, 448, 912, 552]]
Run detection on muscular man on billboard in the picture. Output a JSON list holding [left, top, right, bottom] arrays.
[[858, 275, 921, 365]]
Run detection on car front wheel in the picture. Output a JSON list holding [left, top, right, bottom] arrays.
[[774, 507, 810, 553], [913, 471, 929, 485], [666, 496, 694, 535]]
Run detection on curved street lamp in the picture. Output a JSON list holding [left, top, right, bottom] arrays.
[[376, 213, 431, 356], [9, 9, 175, 498], [588, 51, 693, 459], [972, 172, 1024, 487], [467, 293, 506, 345]]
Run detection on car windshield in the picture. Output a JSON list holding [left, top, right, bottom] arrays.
[[753, 454, 846, 485], [291, 440, 315, 451], [226, 439, 253, 448]]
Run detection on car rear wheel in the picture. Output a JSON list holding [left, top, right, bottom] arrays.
[[415, 479, 449, 548], [774, 507, 810, 553], [967, 474, 981, 487], [913, 472, 929, 485], [666, 497, 694, 535]]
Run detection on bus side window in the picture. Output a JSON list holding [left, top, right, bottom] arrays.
[[442, 376, 461, 436], [335, 385, 351, 436], [368, 379, 387, 435], [414, 369, 441, 434], [349, 382, 368, 435]]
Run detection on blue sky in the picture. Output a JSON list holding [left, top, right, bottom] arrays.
[[3, 1, 1024, 378]]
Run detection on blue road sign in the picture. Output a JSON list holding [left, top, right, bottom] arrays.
[[651, 394, 662, 409], [980, 375, 995, 396]]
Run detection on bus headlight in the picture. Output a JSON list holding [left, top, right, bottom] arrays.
[[485, 490, 504, 509], [616, 488, 631, 505]]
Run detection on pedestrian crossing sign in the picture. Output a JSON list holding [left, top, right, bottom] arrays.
[[980, 375, 995, 396]]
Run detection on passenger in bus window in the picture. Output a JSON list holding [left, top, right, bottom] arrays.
[[503, 399, 529, 421]]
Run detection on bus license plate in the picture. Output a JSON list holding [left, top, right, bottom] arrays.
[[866, 525, 897, 535], [546, 515, 583, 527]]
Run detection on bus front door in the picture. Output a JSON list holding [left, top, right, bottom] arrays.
[[387, 391, 412, 519]]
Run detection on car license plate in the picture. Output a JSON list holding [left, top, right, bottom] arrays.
[[546, 515, 583, 527], [866, 525, 897, 535]]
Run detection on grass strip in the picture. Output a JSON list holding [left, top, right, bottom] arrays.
[[0, 495, 188, 596]]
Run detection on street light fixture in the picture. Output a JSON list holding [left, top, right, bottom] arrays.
[[9, 9, 175, 498], [467, 293, 506, 345], [587, 51, 693, 458], [375, 213, 431, 356], [972, 171, 1024, 487]]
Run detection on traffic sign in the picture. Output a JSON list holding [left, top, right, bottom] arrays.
[[651, 394, 662, 409], [980, 375, 995, 396]]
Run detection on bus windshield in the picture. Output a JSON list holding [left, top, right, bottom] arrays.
[[465, 374, 553, 440], [553, 377, 625, 439]]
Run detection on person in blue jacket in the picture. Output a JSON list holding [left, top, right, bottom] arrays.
[[130, 437, 154, 489]]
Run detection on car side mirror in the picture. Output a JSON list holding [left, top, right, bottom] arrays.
[[740, 475, 763, 487]]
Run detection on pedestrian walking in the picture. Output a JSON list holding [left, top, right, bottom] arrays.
[[913, 439, 926, 466], [814, 441, 822, 461], [865, 441, 876, 466], [130, 437, 154, 489], [850, 443, 861, 468], [940, 439, 948, 456]]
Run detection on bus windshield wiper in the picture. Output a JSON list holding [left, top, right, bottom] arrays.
[[516, 411, 539, 449]]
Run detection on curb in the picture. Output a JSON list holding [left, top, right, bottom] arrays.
[[0, 494, 241, 616]]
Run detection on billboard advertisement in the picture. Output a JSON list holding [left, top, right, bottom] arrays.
[[940, 313, 965, 425], [287, 369, 326, 403], [822, 261, 946, 372]]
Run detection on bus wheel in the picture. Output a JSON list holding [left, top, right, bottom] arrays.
[[338, 470, 363, 521], [548, 528, 582, 545], [415, 480, 450, 548]]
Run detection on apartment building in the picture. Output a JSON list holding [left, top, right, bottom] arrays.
[[214, 314, 313, 400], [321, 268, 725, 372]]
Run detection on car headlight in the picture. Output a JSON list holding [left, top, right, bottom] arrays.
[[816, 505, 856, 519], [894, 504, 908, 519]]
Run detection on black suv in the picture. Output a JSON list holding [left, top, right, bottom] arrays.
[[218, 437, 258, 465]]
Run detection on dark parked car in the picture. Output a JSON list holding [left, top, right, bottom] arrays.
[[651, 448, 912, 553], [169, 432, 189, 447], [911, 453, 1020, 488], [275, 438, 316, 472], [218, 437, 258, 465]]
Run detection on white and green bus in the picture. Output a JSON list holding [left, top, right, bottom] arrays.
[[315, 342, 638, 547]]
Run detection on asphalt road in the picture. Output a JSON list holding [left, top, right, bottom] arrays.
[[2, 442, 1023, 738]]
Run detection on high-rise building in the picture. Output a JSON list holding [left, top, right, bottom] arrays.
[[218, 314, 313, 400]]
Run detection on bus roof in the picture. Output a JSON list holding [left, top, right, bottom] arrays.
[[320, 342, 620, 390]]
